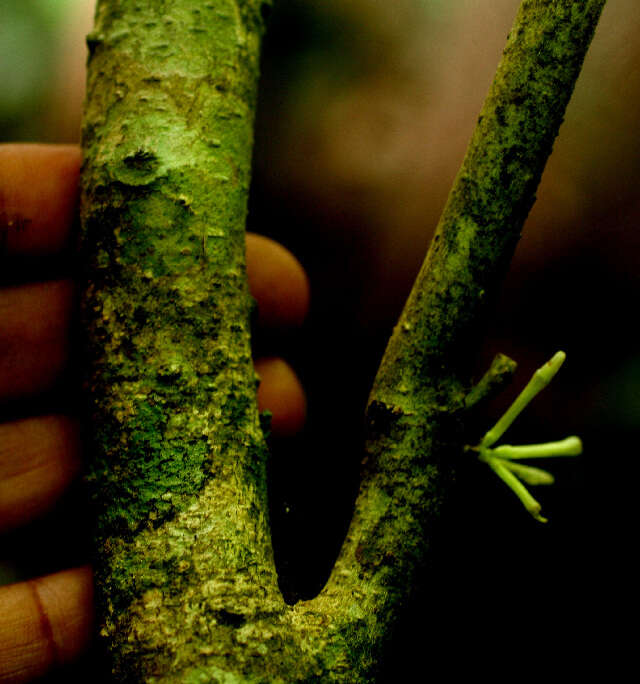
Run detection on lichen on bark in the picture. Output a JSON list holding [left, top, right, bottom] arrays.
[[81, 1, 283, 680], [79, 1, 606, 682]]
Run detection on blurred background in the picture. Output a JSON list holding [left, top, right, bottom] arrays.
[[1, 0, 636, 679]]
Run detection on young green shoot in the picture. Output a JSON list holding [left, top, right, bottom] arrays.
[[469, 351, 582, 523]]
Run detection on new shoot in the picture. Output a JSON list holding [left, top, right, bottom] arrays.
[[469, 351, 582, 523]]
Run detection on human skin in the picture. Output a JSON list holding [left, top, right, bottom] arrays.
[[0, 144, 309, 683]]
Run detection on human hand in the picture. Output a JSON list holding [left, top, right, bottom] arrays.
[[0, 144, 309, 683]]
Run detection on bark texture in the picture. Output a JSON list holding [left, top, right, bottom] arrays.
[[80, 1, 606, 681]]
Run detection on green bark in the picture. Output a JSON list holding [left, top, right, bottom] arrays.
[[80, 1, 606, 681]]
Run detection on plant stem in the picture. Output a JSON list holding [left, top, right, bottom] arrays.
[[492, 436, 583, 459], [80, 1, 606, 681], [312, 1, 606, 677]]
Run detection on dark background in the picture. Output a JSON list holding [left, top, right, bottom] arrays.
[[1, 0, 635, 679]]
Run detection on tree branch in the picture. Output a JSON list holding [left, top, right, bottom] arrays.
[[305, 0, 606, 679], [80, 0, 606, 681], [80, 1, 284, 680]]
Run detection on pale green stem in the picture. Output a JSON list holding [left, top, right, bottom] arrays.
[[464, 353, 518, 410], [488, 457, 547, 523], [499, 460, 555, 486], [492, 436, 583, 460], [480, 351, 566, 448]]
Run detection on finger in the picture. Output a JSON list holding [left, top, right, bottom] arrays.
[[0, 416, 81, 534], [0, 146, 311, 323], [255, 358, 306, 437], [0, 145, 80, 258], [0, 275, 308, 402], [0, 566, 93, 684], [0, 372, 303, 534], [0, 280, 73, 402], [246, 233, 310, 329], [0, 146, 309, 329]]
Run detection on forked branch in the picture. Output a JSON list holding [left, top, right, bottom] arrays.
[[80, 1, 606, 681]]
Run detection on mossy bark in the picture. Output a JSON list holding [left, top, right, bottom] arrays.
[[80, 1, 606, 682]]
